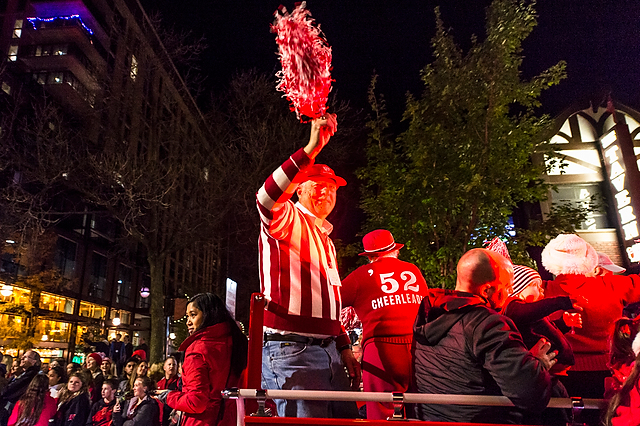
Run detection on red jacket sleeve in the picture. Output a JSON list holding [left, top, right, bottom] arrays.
[[166, 352, 210, 414]]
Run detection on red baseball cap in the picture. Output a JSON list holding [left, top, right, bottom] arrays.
[[359, 229, 404, 256], [297, 164, 346, 187]]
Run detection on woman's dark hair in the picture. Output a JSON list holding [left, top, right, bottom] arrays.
[[67, 362, 82, 375], [49, 365, 67, 384], [605, 351, 640, 425], [188, 293, 248, 376], [14, 374, 49, 426], [610, 317, 640, 368]]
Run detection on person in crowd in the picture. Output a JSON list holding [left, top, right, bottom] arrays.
[[8, 374, 56, 426], [501, 264, 583, 425], [0, 350, 42, 425], [541, 234, 640, 401], [117, 359, 139, 397], [157, 358, 179, 392], [133, 339, 148, 362], [257, 115, 360, 418], [157, 357, 179, 426], [605, 316, 640, 399], [9, 361, 22, 379], [340, 229, 428, 419], [85, 353, 104, 404], [100, 358, 114, 380], [109, 335, 125, 377], [604, 329, 640, 425], [113, 376, 159, 426], [54, 372, 91, 426], [1, 357, 12, 373], [66, 363, 82, 378], [88, 378, 119, 426], [157, 293, 246, 426], [49, 358, 66, 372], [131, 351, 146, 363], [135, 362, 148, 379], [413, 248, 555, 424], [47, 365, 66, 399], [0, 365, 8, 394], [122, 336, 133, 363]]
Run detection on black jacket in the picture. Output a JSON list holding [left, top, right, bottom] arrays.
[[502, 296, 575, 367], [412, 289, 551, 424], [55, 394, 92, 426], [0, 365, 40, 405], [113, 397, 159, 426], [87, 399, 116, 426]]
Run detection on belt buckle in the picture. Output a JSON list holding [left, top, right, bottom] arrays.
[[320, 337, 333, 348]]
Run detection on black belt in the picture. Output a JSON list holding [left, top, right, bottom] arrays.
[[264, 333, 334, 347]]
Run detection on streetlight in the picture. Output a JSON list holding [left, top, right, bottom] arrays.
[[0, 285, 13, 297], [112, 315, 121, 326], [140, 287, 150, 298]]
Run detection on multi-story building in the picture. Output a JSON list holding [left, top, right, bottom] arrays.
[[0, 0, 218, 363], [539, 102, 640, 272]]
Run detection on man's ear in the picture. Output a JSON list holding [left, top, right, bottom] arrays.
[[479, 283, 492, 299]]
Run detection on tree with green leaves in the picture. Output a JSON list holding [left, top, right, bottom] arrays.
[[359, 0, 566, 288]]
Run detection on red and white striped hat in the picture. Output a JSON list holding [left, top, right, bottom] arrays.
[[511, 265, 542, 296]]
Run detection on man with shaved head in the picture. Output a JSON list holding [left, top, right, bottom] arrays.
[[412, 248, 555, 424]]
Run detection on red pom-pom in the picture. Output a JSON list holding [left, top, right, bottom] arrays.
[[340, 306, 362, 332], [271, 2, 333, 121]]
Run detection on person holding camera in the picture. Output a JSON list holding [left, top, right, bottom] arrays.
[[113, 376, 159, 426]]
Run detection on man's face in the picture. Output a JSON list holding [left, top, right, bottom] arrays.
[[20, 351, 37, 369], [297, 180, 337, 220], [163, 358, 177, 377], [102, 384, 116, 402]]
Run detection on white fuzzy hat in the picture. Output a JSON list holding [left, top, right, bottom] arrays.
[[541, 234, 598, 276], [633, 330, 640, 356]]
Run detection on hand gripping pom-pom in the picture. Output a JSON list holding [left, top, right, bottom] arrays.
[[272, 2, 333, 121]]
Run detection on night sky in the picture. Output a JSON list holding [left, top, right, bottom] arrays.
[[139, 0, 640, 120]]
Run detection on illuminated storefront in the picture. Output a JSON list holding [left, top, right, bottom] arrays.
[[542, 103, 640, 269]]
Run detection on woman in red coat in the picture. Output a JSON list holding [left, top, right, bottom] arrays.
[[163, 293, 248, 426]]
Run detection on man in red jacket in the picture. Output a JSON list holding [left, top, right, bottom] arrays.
[[257, 115, 360, 418], [341, 229, 428, 419]]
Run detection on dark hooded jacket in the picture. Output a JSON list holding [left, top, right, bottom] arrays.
[[412, 289, 551, 424]]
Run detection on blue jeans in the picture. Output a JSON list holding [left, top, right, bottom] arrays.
[[262, 339, 359, 418]]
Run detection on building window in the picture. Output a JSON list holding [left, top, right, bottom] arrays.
[[47, 72, 63, 84], [0, 286, 31, 306], [79, 301, 107, 319], [0, 314, 24, 338], [8, 45, 18, 62], [109, 309, 131, 326], [52, 44, 67, 56], [34, 319, 70, 343], [116, 264, 132, 306], [130, 54, 138, 81], [54, 237, 76, 279], [39, 292, 75, 314], [553, 183, 610, 230], [13, 20, 23, 38], [88, 253, 107, 298]]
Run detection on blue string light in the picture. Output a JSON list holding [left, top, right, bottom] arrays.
[[26, 15, 94, 36]]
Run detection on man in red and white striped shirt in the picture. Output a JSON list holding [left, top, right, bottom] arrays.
[[257, 114, 360, 418]]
